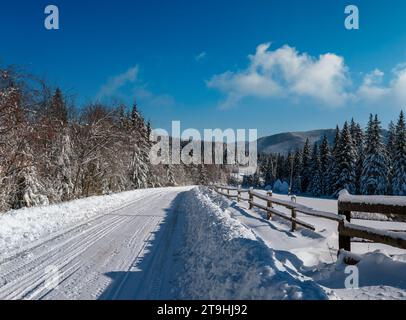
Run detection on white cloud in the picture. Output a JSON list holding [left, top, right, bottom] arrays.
[[207, 43, 351, 108], [208, 69, 283, 109], [391, 66, 406, 106], [356, 66, 406, 107], [195, 52, 207, 61], [357, 69, 390, 103], [97, 66, 175, 108], [134, 87, 175, 108], [97, 66, 139, 99]]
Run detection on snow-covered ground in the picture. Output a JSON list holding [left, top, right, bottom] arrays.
[[175, 188, 329, 299], [0, 187, 190, 260], [205, 188, 406, 300], [0, 187, 192, 299], [0, 186, 405, 300]]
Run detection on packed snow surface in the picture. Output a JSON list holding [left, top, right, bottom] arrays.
[[0, 186, 405, 300], [0, 188, 186, 259]]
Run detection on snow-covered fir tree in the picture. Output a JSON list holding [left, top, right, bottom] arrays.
[[164, 164, 176, 186], [386, 120, 397, 194], [198, 164, 208, 185], [300, 138, 312, 192], [319, 135, 331, 195], [128, 103, 152, 189], [326, 125, 341, 196], [350, 118, 364, 194], [392, 111, 406, 196], [291, 150, 302, 194], [334, 122, 357, 196], [361, 114, 389, 195], [259, 154, 275, 187], [387, 120, 397, 163], [308, 143, 322, 196]]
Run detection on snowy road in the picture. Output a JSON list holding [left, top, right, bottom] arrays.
[[1, 186, 404, 300], [0, 187, 191, 300]]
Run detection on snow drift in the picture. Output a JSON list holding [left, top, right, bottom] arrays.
[[176, 187, 329, 300]]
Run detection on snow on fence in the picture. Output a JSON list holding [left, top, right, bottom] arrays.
[[210, 185, 406, 256], [337, 190, 406, 252]]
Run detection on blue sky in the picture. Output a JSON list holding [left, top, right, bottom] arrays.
[[1, 0, 406, 137]]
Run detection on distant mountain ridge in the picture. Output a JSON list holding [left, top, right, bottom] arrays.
[[257, 129, 336, 155]]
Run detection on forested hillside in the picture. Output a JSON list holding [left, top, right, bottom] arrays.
[[249, 114, 406, 197]]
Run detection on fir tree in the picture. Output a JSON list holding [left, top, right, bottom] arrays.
[[259, 154, 274, 187], [361, 114, 389, 195], [319, 135, 331, 195], [50, 88, 68, 124], [326, 125, 341, 196], [387, 121, 397, 161], [128, 102, 152, 189], [280, 153, 291, 184], [392, 111, 406, 196], [386, 121, 397, 194], [165, 164, 176, 186], [301, 138, 312, 192], [308, 143, 322, 196], [334, 122, 357, 196], [291, 150, 302, 194], [350, 118, 364, 194], [197, 165, 208, 185]]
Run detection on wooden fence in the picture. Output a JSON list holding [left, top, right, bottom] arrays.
[[337, 190, 406, 252], [210, 185, 406, 256]]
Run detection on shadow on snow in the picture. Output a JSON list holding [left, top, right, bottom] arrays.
[[98, 191, 188, 300]]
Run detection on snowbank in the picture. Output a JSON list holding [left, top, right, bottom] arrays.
[[0, 188, 168, 258], [312, 250, 406, 299], [176, 187, 329, 300], [208, 189, 406, 299]]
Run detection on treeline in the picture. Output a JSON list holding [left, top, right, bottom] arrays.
[[249, 113, 406, 197], [0, 67, 229, 211]]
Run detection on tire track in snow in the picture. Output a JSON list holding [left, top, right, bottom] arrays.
[[0, 215, 130, 299], [0, 191, 173, 300], [0, 189, 163, 266]]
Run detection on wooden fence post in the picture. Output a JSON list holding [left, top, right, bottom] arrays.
[[237, 187, 241, 203], [266, 191, 273, 220], [338, 209, 352, 253], [291, 208, 297, 231], [249, 187, 254, 209]]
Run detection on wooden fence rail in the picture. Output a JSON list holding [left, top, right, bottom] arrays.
[[209, 185, 406, 256], [337, 190, 406, 252]]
